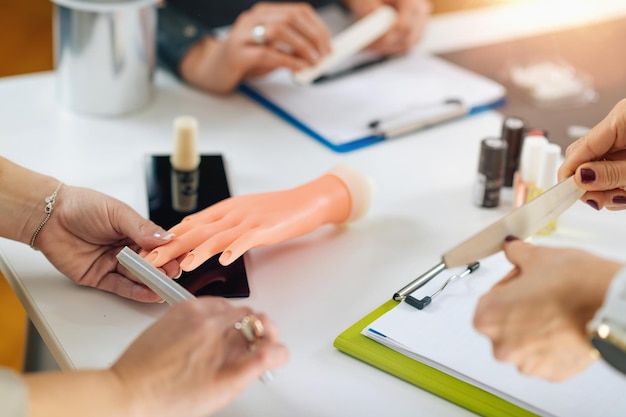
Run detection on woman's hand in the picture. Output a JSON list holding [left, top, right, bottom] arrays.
[[346, 0, 431, 55], [24, 298, 288, 417], [559, 99, 626, 211], [180, 2, 332, 94], [111, 298, 288, 417], [36, 184, 181, 302], [474, 238, 621, 381]]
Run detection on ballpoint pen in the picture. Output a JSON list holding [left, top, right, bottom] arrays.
[[116, 246, 273, 382]]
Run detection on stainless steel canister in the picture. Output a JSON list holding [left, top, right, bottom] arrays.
[[52, 0, 159, 116]]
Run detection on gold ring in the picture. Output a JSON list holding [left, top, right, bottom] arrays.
[[590, 348, 601, 361], [235, 314, 265, 349]]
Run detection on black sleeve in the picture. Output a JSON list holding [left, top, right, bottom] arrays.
[[157, 3, 215, 77]]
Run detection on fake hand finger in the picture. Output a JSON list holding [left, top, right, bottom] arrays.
[[146, 219, 237, 267], [218, 229, 265, 266], [180, 224, 252, 271], [167, 205, 229, 236]]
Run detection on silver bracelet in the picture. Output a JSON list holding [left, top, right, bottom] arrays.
[[30, 182, 63, 250]]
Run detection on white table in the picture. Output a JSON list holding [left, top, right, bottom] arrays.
[[2, 2, 626, 416]]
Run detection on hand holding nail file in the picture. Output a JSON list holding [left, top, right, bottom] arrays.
[[116, 247, 274, 382], [292, 5, 397, 85], [393, 176, 584, 301]]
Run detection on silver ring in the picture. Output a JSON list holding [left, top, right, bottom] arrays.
[[252, 24, 267, 45]]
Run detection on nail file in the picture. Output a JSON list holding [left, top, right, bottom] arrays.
[[292, 5, 397, 85], [442, 175, 583, 267], [394, 176, 584, 300], [117, 246, 194, 305], [116, 246, 274, 382]]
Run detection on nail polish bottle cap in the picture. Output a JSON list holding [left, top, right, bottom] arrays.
[[170, 116, 200, 171], [536, 143, 562, 190], [519, 134, 548, 183], [478, 137, 508, 179], [502, 116, 526, 187]]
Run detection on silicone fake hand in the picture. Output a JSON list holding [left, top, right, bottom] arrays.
[[145, 165, 372, 271]]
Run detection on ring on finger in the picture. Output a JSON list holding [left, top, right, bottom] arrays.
[[235, 314, 265, 350], [252, 25, 267, 45]]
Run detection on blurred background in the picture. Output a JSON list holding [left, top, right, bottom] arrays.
[[0, 0, 521, 77]]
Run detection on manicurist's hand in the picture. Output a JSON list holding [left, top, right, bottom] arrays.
[[35, 184, 181, 302], [345, 0, 431, 55], [473, 238, 621, 381], [0, 157, 181, 302], [180, 2, 332, 94], [111, 298, 288, 417], [24, 297, 289, 417], [559, 99, 626, 211]]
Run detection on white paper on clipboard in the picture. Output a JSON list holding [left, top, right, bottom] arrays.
[[242, 5, 506, 150]]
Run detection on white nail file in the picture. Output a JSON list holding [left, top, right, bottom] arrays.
[[292, 5, 397, 85]]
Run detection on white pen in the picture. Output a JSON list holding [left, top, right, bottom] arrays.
[[116, 246, 273, 382]]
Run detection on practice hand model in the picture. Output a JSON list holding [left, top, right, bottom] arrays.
[[145, 165, 372, 271]]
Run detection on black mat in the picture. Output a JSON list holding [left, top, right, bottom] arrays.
[[145, 154, 250, 298]]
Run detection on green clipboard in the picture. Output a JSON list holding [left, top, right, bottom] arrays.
[[333, 299, 537, 417]]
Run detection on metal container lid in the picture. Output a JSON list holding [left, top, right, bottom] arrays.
[[52, 0, 160, 12]]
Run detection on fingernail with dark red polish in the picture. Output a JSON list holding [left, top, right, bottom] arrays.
[[586, 199, 599, 210], [580, 168, 596, 184], [505, 235, 519, 242], [613, 196, 626, 204]]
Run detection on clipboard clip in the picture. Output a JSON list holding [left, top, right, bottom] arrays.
[[404, 262, 480, 311], [369, 98, 468, 139]]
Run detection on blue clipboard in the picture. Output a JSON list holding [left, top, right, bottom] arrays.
[[239, 53, 506, 153]]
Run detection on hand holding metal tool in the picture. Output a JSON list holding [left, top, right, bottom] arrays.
[[394, 176, 584, 301], [116, 247, 274, 382]]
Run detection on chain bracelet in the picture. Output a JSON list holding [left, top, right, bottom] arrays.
[[30, 182, 63, 250]]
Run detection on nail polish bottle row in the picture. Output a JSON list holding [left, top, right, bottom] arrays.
[[513, 128, 562, 235]]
